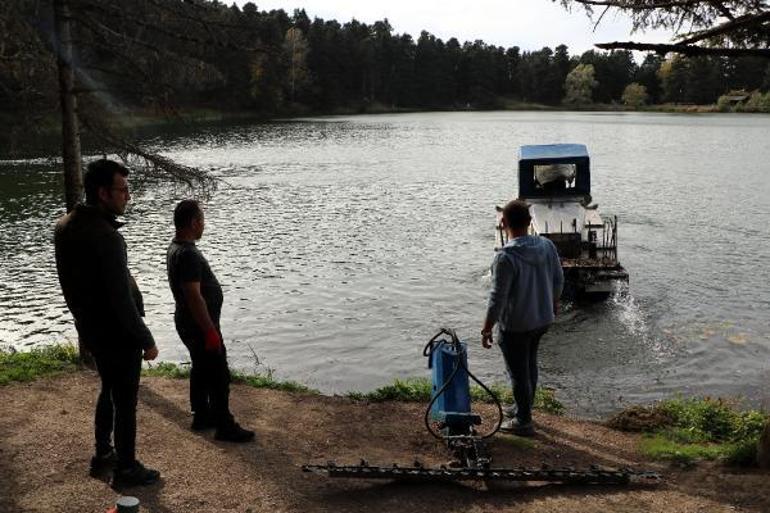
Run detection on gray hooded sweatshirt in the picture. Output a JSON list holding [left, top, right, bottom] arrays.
[[486, 235, 564, 333]]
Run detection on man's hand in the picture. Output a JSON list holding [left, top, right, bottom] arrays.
[[553, 299, 561, 316], [481, 329, 493, 349], [204, 329, 222, 353], [182, 281, 221, 353], [143, 345, 159, 361]]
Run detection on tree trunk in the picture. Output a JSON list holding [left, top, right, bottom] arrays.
[[53, 0, 83, 213], [54, 0, 92, 367], [759, 420, 770, 469]]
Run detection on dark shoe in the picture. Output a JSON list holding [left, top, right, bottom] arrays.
[[215, 422, 255, 443], [191, 412, 216, 431], [500, 418, 535, 437], [112, 461, 161, 487], [89, 448, 117, 476]]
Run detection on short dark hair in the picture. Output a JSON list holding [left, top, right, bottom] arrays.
[[174, 199, 202, 230], [502, 199, 532, 230], [83, 159, 129, 205]]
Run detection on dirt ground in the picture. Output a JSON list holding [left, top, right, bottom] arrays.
[[0, 372, 768, 513]]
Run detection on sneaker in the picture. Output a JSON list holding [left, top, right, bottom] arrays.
[[502, 404, 517, 420], [500, 418, 535, 437], [215, 422, 255, 443], [191, 412, 216, 431], [89, 448, 117, 476], [112, 461, 161, 487]]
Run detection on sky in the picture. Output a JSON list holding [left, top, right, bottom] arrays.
[[234, 0, 675, 55]]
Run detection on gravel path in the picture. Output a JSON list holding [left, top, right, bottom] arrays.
[[1, 372, 768, 512]]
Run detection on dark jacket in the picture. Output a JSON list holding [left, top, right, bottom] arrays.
[[54, 204, 155, 356]]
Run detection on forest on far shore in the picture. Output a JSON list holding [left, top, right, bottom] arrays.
[[4, 0, 770, 137]]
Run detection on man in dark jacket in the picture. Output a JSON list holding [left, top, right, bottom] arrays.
[[482, 199, 564, 437], [166, 199, 254, 442], [54, 159, 161, 487]]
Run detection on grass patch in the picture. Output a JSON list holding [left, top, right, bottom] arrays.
[[346, 377, 564, 415], [143, 362, 191, 379], [143, 361, 315, 394], [639, 434, 723, 466], [657, 397, 767, 443], [231, 371, 315, 394], [2, 347, 564, 416], [617, 397, 768, 467], [0, 345, 80, 385], [348, 378, 433, 402], [534, 387, 565, 415]]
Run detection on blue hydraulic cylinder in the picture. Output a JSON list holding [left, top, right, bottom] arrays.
[[429, 340, 479, 434]]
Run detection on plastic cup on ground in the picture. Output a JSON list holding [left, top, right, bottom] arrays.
[[116, 496, 140, 513]]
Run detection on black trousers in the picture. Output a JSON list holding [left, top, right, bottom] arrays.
[[182, 336, 233, 428], [93, 351, 142, 469], [498, 326, 549, 424]]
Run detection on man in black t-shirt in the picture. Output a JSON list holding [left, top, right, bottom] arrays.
[[166, 199, 254, 443]]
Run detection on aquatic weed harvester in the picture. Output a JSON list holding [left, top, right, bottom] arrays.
[[302, 328, 661, 485]]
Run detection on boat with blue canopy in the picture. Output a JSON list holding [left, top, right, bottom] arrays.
[[496, 143, 629, 299]]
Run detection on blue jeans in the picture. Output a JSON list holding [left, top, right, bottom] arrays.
[[498, 326, 549, 424]]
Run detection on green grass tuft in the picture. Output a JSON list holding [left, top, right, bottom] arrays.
[[627, 397, 768, 467], [346, 377, 564, 415], [656, 397, 767, 444], [534, 388, 566, 415], [0, 345, 80, 385], [352, 378, 433, 402], [231, 371, 315, 394], [473, 382, 511, 404], [143, 362, 191, 379], [639, 435, 723, 466], [142, 361, 315, 394], [721, 438, 761, 467]]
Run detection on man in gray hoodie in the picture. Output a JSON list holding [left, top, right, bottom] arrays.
[[482, 199, 564, 436]]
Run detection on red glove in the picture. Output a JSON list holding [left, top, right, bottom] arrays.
[[204, 329, 222, 353]]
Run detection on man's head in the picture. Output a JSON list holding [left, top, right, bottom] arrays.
[[501, 199, 532, 234], [174, 199, 204, 240], [84, 159, 131, 215]]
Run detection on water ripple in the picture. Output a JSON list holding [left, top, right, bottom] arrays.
[[2, 112, 770, 415]]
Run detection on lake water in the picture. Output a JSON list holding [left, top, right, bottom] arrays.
[[2, 111, 769, 416]]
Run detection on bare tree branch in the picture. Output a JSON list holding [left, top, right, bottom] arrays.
[[708, 0, 736, 20], [557, 0, 770, 58], [594, 6, 612, 30], [569, 0, 703, 10], [676, 10, 770, 44], [81, 116, 219, 195], [596, 40, 770, 56]]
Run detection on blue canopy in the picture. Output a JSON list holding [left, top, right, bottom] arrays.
[[518, 143, 591, 198], [519, 144, 588, 162]]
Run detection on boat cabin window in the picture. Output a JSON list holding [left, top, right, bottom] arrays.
[[533, 163, 577, 193]]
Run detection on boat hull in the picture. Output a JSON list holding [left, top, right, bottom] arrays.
[[562, 264, 629, 301]]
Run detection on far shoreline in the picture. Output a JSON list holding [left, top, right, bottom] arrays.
[[4, 100, 767, 144], [4, 102, 763, 159]]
